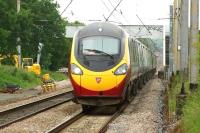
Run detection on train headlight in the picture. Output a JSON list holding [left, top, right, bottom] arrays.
[[114, 64, 128, 75], [71, 64, 83, 75]]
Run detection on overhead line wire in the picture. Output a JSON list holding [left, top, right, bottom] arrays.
[[61, 0, 73, 16], [100, 0, 110, 11], [100, 0, 123, 24], [105, 0, 124, 21], [136, 14, 152, 35], [107, 0, 129, 24]]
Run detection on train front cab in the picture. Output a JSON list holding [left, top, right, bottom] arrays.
[[69, 32, 130, 107]]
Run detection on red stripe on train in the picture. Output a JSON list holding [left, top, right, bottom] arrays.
[[69, 75, 126, 97]]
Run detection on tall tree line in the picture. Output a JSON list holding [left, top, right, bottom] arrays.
[[0, 0, 72, 70]]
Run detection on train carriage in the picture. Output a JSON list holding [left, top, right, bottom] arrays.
[[69, 22, 156, 110]]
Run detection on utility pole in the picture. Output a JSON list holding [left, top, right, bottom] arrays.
[[180, 0, 189, 89], [190, 0, 199, 90], [16, 0, 21, 68]]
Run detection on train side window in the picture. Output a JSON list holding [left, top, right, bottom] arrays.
[[139, 45, 142, 66], [138, 43, 141, 64], [132, 40, 136, 64], [138, 43, 142, 67], [134, 42, 139, 66], [136, 43, 139, 64], [128, 38, 134, 64], [132, 41, 136, 63]]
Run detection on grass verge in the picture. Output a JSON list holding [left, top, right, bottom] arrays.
[[168, 74, 200, 133], [0, 65, 41, 90], [0, 65, 67, 90]]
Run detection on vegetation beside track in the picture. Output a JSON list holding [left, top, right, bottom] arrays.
[[181, 39, 200, 133], [168, 68, 200, 132], [182, 85, 200, 133], [0, 65, 67, 90], [168, 75, 190, 120]]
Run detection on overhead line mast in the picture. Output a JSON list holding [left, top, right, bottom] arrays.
[[189, 0, 199, 90]]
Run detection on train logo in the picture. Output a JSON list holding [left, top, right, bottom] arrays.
[[96, 77, 101, 83]]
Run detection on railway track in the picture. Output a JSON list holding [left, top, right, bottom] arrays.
[[98, 103, 129, 133], [47, 102, 129, 133], [0, 91, 74, 129], [47, 112, 85, 133]]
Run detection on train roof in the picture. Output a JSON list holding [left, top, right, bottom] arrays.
[[77, 22, 126, 38]]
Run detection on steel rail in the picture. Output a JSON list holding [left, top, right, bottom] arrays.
[[0, 91, 74, 128], [46, 112, 85, 133], [98, 102, 129, 133]]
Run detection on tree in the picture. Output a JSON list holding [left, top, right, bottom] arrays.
[[0, 0, 72, 70], [0, 0, 18, 57], [19, 0, 69, 70]]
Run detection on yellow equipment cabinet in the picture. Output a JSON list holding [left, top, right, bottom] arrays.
[[22, 58, 41, 75], [32, 64, 41, 75]]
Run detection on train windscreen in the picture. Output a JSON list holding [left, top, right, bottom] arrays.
[[77, 36, 122, 72], [80, 36, 120, 55]]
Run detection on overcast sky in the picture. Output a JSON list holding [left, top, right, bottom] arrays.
[[56, 0, 173, 27]]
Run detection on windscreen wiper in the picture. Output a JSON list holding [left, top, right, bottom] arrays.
[[84, 49, 114, 59]]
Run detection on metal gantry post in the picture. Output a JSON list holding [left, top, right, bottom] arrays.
[[172, 0, 181, 74], [180, 0, 189, 77], [177, 0, 181, 75], [172, 1, 177, 73], [169, 5, 174, 78], [189, 0, 199, 90]]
